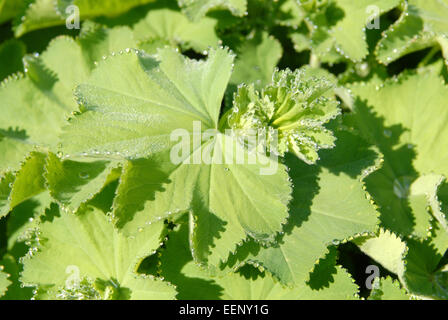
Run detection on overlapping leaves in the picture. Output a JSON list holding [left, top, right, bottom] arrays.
[[0, 0, 447, 301]]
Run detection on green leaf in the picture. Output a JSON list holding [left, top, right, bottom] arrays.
[[410, 174, 447, 236], [56, 0, 157, 19], [0, 0, 26, 24], [62, 47, 233, 158], [62, 47, 294, 265], [375, 0, 448, 66], [0, 254, 34, 300], [161, 224, 298, 300], [226, 128, 381, 286], [429, 219, 448, 257], [403, 238, 448, 299], [0, 152, 47, 219], [299, 0, 401, 62], [160, 217, 358, 299], [113, 135, 291, 266], [0, 172, 15, 215], [14, 0, 63, 37], [0, 25, 138, 173], [13, 0, 157, 36], [330, 0, 401, 62], [295, 1, 344, 64], [6, 191, 53, 250], [133, 6, 220, 52], [438, 35, 448, 66], [301, 268, 360, 299], [303, 246, 359, 299], [275, 0, 304, 28], [355, 228, 406, 275], [0, 128, 35, 176], [347, 68, 448, 237], [77, 22, 138, 69], [110, 154, 180, 229], [21, 205, 176, 300], [44, 152, 120, 213], [178, 0, 247, 21], [369, 277, 410, 300], [0, 267, 11, 298], [229, 32, 282, 89], [226, 67, 340, 164]]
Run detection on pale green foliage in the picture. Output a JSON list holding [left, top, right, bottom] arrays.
[[21, 206, 176, 300], [376, 0, 448, 66], [369, 277, 410, 300], [0, 0, 447, 302], [329, 0, 401, 62], [0, 24, 137, 174], [347, 69, 448, 237], [293, 0, 401, 62], [133, 6, 220, 52], [44, 152, 120, 213], [13, 0, 157, 36], [160, 218, 359, 299], [225, 128, 380, 286], [62, 47, 233, 158], [5, 191, 52, 251], [230, 32, 283, 89], [178, 0, 247, 21], [62, 47, 293, 266], [0, 152, 46, 219], [13, 0, 61, 36], [404, 238, 448, 299], [56, 0, 157, 19], [0, 0, 25, 24], [355, 229, 406, 275]]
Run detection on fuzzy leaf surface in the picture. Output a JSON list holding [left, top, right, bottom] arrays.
[[21, 206, 176, 300]]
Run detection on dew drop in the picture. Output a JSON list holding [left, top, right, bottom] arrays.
[[383, 129, 392, 138], [79, 172, 90, 179]]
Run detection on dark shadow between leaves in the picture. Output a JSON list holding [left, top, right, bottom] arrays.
[[115, 157, 172, 228], [283, 153, 320, 233], [347, 97, 419, 238], [87, 179, 120, 213], [190, 188, 227, 265], [337, 241, 397, 298], [160, 219, 223, 300], [307, 246, 338, 290]]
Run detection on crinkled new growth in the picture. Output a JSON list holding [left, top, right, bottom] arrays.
[[226, 67, 340, 164]]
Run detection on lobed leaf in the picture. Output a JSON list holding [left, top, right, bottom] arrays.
[[21, 205, 176, 300]]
